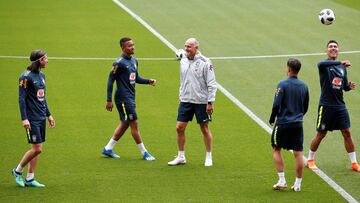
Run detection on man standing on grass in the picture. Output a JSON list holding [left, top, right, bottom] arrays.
[[307, 40, 360, 172], [168, 38, 217, 167], [102, 37, 156, 161], [270, 58, 309, 192], [12, 50, 56, 188]]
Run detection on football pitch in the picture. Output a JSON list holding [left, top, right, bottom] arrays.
[[0, 0, 359, 202]]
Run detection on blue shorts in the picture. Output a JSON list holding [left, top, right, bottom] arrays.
[[316, 105, 350, 132], [26, 120, 46, 144], [271, 122, 303, 151], [177, 102, 211, 124], [115, 101, 137, 122]]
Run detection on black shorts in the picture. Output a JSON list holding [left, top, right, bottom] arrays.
[[271, 122, 303, 151], [26, 120, 46, 144], [316, 105, 350, 132], [116, 101, 137, 122], [177, 102, 211, 124]]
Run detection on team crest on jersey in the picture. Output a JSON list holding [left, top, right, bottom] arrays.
[[129, 72, 136, 84], [332, 77, 342, 90], [37, 89, 45, 101]]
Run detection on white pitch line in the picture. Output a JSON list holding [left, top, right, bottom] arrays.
[[1, 51, 359, 61], [112, 0, 358, 202]]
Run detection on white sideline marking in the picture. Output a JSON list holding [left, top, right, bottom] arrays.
[[0, 55, 176, 61], [1, 51, 359, 61], [112, 0, 358, 202]]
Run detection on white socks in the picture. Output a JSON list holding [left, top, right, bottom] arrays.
[[137, 143, 147, 155], [15, 164, 23, 173], [105, 138, 118, 150], [295, 177, 302, 186], [348, 152, 358, 163], [178, 151, 185, 158], [26, 173, 34, 181], [308, 150, 316, 160], [278, 172, 286, 183], [206, 152, 212, 160]]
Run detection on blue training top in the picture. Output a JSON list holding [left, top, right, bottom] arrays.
[[19, 69, 51, 121], [107, 54, 149, 105], [269, 76, 309, 125], [318, 60, 351, 107]]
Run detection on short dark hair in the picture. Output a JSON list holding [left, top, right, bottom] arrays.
[[287, 58, 301, 74], [28, 49, 47, 71], [119, 37, 132, 48], [327, 40, 338, 47]]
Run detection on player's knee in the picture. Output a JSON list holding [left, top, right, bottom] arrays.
[[176, 125, 185, 134], [32, 147, 42, 155]]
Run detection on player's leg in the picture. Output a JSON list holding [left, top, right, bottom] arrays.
[[307, 131, 326, 168], [307, 106, 330, 168], [340, 129, 360, 172], [102, 102, 130, 158], [200, 123, 213, 166], [168, 103, 193, 166], [25, 144, 45, 187], [272, 147, 287, 190], [292, 150, 303, 192], [127, 119, 155, 161], [194, 103, 213, 166]]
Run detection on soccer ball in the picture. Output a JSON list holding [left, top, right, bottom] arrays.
[[319, 9, 335, 25]]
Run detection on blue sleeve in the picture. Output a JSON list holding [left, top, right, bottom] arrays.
[[135, 71, 150, 84], [107, 64, 118, 102], [135, 61, 149, 84], [45, 99, 51, 117], [269, 83, 284, 124], [18, 76, 28, 120], [318, 60, 341, 70], [343, 68, 351, 91], [304, 86, 309, 115]]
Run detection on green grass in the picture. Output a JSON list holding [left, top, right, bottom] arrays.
[[0, 0, 357, 202]]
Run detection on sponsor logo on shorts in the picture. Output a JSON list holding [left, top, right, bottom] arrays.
[[32, 135, 37, 142], [128, 114, 134, 120]]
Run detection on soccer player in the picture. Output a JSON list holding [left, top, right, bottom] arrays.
[[270, 58, 309, 192], [307, 40, 360, 172], [12, 50, 55, 188], [168, 38, 217, 167], [102, 37, 156, 161]]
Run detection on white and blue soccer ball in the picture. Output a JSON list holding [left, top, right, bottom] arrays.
[[319, 9, 335, 25]]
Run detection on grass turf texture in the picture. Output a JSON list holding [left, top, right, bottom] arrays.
[[0, 0, 357, 202]]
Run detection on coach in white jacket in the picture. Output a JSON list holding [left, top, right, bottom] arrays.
[[168, 38, 217, 167]]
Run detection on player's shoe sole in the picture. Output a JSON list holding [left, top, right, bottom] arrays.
[[25, 179, 45, 188], [273, 182, 287, 190], [168, 156, 186, 166]]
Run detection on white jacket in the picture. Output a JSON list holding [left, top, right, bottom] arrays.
[[179, 51, 217, 104]]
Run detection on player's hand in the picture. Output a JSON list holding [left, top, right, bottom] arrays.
[[349, 81, 356, 90], [341, 60, 351, 67], [149, 79, 157, 86], [48, 115, 55, 128], [206, 103, 214, 115], [22, 119, 30, 129], [106, 101, 113, 112]]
